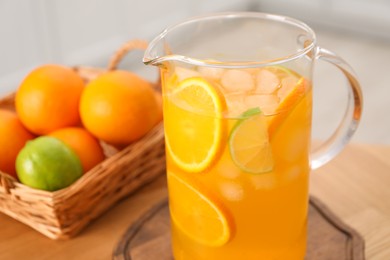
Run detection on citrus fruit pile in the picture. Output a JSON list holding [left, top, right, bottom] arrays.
[[0, 64, 162, 191]]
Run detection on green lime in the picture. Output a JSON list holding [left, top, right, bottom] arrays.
[[229, 108, 273, 174], [16, 136, 83, 191]]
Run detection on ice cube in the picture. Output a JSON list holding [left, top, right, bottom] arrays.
[[219, 182, 244, 201], [197, 66, 225, 80], [175, 67, 200, 81], [244, 94, 280, 116], [221, 69, 254, 93], [255, 69, 280, 94], [250, 174, 276, 190], [277, 75, 299, 101], [216, 153, 241, 179], [284, 166, 302, 182], [225, 93, 248, 117]]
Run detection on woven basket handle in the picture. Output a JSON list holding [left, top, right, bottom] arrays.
[[107, 39, 149, 71], [107, 39, 160, 89]]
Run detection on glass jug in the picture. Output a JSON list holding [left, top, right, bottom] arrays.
[[144, 12, 362, 260]]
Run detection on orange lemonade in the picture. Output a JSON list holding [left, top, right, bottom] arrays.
[[162, 65, 312, 259]]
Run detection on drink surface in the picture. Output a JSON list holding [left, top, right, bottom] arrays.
[[162, 64, 312, 259]]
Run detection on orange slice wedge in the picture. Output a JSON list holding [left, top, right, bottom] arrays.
[[268, 77, 309, 138], [168, 171, 233, 247], [164, 77, 226, 172]]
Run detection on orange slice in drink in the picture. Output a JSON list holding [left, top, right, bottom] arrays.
[[164, 77, 226, 172], [268, 77, 309, 138], [168, 171, 233, 246], [229, 108, 273, 174]]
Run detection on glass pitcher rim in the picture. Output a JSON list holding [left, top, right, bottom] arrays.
[[143, 12, 318, 68]]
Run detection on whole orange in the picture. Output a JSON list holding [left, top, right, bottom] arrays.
[[0, 109, 35, 178], [79, 70, 159, 146], [49, 127, 106, 173], [15, 64, 85, 135]]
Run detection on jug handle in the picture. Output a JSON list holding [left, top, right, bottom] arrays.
[[310, 47, 363, 170]]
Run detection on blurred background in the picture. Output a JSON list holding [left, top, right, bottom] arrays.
[[1, 0, 389, 144]]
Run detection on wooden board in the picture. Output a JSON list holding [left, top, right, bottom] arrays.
[[113, 196, 365, 260]]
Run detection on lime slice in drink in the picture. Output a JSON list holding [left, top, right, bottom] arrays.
[[229, 108, 273, 174]]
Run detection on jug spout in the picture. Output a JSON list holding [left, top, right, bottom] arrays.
[[143, 30, 173, 67]]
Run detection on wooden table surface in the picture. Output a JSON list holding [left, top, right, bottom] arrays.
[[0, 143, 389, 260]]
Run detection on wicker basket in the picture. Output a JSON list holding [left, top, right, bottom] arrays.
[[0, 40, 166, 240]]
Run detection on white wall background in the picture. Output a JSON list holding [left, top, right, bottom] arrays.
[[0, 0, 254, 95], [1, 0, 389, 95], [252, 0, 390, 40], [1, 0, 390, 144]]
